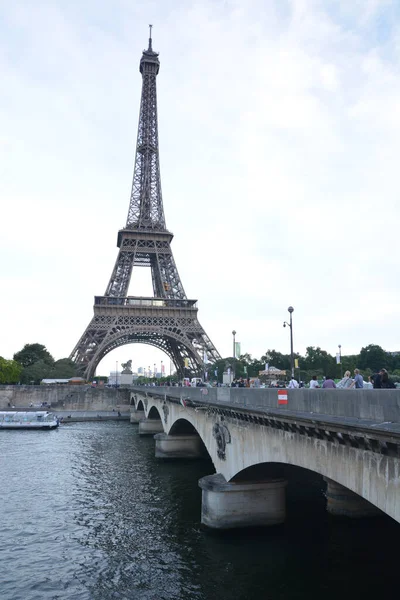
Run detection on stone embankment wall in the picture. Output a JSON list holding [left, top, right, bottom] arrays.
[[0, 385, 131, 411]]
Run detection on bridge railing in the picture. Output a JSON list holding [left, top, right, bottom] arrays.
[[131, 386, 400, 425]]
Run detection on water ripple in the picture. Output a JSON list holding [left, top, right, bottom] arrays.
[[1, 422, 399, 600]]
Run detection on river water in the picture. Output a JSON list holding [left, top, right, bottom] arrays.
[[1, 421, 399, 600]]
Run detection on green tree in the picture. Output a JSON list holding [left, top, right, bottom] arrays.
[[303, 346, 335, 376], [13, 343, 54, 368], [0, 357, 22, 384], [261, 350, 291, 371], [20, 360, 54, 384], [52, 358, 78, 379], [358, 344, 389, 372]]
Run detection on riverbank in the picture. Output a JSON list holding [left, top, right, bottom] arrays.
[[56, 410, 130, 422], [0, 384, 131, 413]]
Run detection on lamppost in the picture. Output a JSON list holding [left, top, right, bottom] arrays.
[[161, 360, 163, 380], [116, 361, 118, 388], [154, 363, 156, 381], [338, 344, 342, 378], [283, 306, 294, 379]]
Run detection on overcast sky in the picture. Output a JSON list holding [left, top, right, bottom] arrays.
[[1, 0, 400, 376]]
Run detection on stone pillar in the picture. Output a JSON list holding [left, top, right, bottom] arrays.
[[138, 418, 164, 436], [154, 433, 206, 459], [130, 410, 145, 424], [199, 473, 287, 529], [324, 478, 381, 518]]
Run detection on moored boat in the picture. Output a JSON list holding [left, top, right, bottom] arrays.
[[0, 411, 59, 430]]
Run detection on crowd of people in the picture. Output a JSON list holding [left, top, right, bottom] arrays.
[[287, 368, 396, 389]]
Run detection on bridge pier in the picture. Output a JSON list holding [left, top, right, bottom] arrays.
[[138, 418, 164, 436], [154, 433, 206, 458], [130, 410, 145, 424], [324, 478, 381, 518], [199, 473, 287, 529]]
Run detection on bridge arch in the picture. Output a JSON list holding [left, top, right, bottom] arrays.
[[226, 449, 386, 518], [148, 405, 162, 420], [169, 418, 198, 435], [136, 399, 145, 412]]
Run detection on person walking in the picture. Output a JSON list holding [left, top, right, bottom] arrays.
[[309, 375, 320, 389], [350, 369, 364, 388], [337, 370, 353, 389]]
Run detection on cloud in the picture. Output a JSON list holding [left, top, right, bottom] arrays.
[[1, 0, 400, 377]]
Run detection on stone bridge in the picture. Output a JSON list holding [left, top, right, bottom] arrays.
[[130, 386, 400, 529]]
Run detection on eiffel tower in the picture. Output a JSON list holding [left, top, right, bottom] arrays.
[[70, 28, 221, 381]]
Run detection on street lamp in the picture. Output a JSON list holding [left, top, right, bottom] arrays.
[[283, 306, 294, 379], [338, 344, 342, 378], [154, 362, 156, 380], [232, 330, 236, 358], [116, 361, 118, 388], [161, 360, 163, 377]]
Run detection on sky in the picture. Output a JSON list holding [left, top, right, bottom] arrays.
[[1, 0, 400, 376]]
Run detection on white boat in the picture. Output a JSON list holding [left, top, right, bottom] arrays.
[[0, 411, 59, 430]]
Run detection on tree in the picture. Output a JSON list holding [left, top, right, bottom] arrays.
[[358, 344, 389, 372], [52, 358, 78, 379], [303, 346, 335, 376], [13, 343, 54, 368], [261, 350, 291, 371], [20, 360, 54, 384], [0, 357, 22, 384]]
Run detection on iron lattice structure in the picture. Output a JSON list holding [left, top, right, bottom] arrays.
[[70, 31, 221, 380]]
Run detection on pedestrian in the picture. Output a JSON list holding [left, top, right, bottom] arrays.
[[322, 376, 336, 388], [350, 369, 364, 389], [309, 375, 320, 389], [287, 377, 299, 389], [380, 369, 396, 389], [337, 371, 353, 389]]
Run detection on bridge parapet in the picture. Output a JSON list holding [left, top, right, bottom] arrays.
[[131, 386, 400, 427]]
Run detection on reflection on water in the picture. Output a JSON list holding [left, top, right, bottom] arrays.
[[0, 422, 398, 600]]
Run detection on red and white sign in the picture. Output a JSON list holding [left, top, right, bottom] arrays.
[[277, 389, 288, 406]]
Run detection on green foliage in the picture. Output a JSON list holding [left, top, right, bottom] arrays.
[[13, 343, 54, 368], [20, 360, 53, 384], [358, 344, 390, 373], [0, 357, 22, 384], [52, 358, 78, 379], [262, 350, 291, 371]]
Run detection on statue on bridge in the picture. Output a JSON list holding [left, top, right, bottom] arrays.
[[121, 360, 133, 374]]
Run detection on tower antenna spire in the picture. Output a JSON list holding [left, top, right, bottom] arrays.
[[148, 24, 153, 50]]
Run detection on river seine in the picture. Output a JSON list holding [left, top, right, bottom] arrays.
[[1, 421, 399, 600]]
